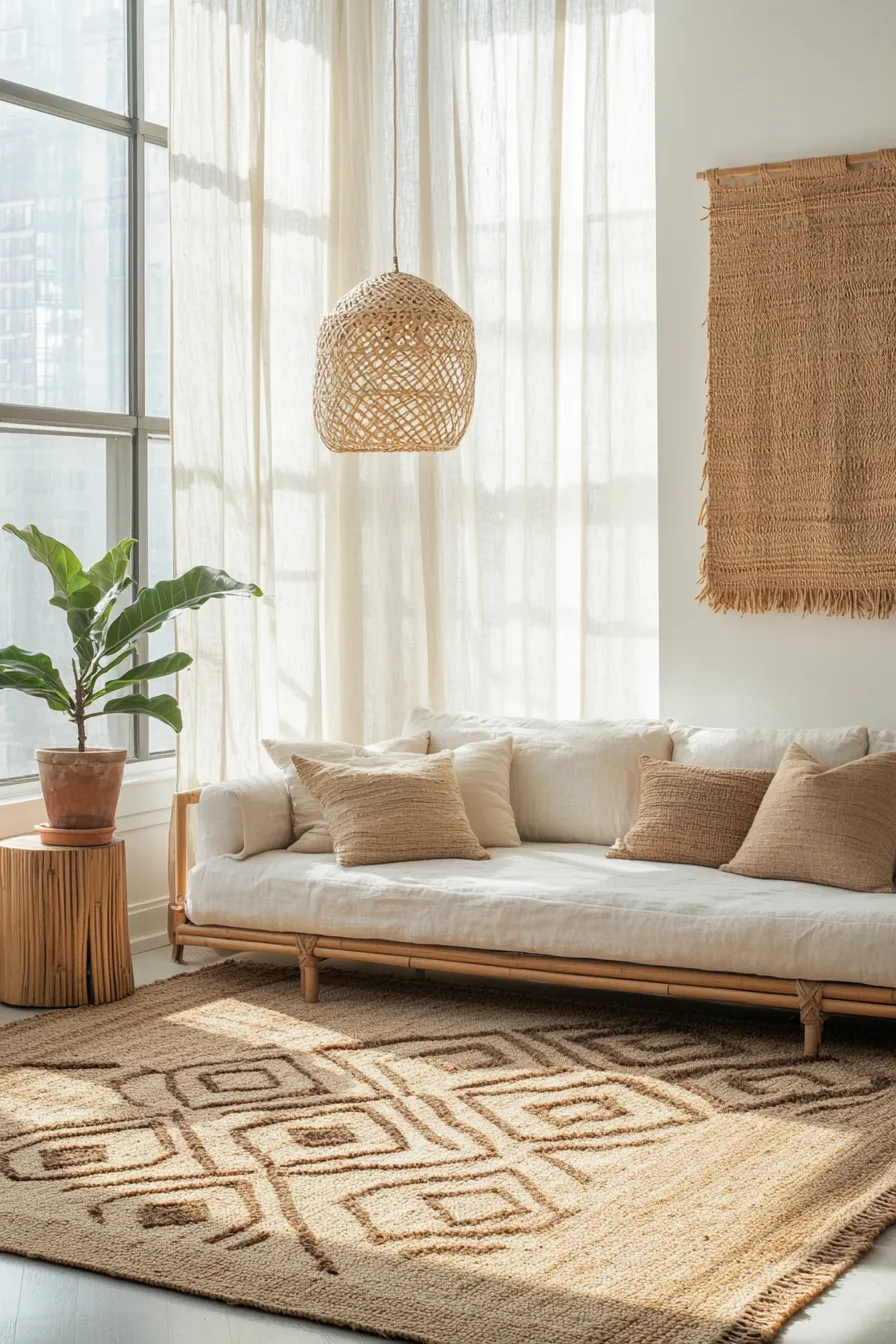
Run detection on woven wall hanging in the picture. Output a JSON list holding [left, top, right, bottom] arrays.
[[313, 0, 476, 454], [699, 148, 896, 617]]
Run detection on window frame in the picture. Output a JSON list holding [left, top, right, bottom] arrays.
[[0, 0, 171, 779]]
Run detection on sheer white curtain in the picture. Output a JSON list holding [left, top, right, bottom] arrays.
[[170, 0, 656, 787]]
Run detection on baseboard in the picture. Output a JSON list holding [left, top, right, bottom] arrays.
[[128, 895, 169, 954]]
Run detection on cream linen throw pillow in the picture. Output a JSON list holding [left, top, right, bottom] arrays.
[[722, 743, 896, 892], [263, 733, 429, 851], [451, 737, 520, 847], [290, 751, 490, 867]]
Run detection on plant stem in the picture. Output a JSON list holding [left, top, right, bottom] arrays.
[[74, 682, 86, 752]]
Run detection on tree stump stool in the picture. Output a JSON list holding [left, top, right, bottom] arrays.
[[0, 834, 134, 1008]]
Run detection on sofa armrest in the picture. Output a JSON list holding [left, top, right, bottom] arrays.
[[197, 773, 292, 861]]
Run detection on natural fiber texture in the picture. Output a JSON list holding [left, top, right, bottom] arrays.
[[701, 151, 896, 616], [286, 737, 519, 853], [262, 733, 430, 850], [3, 963, 896, 1343], [313, 270, 477, 453], [722, 742, 896, 892], [607, 756, 773, 869], [291, 750, 490, 866]]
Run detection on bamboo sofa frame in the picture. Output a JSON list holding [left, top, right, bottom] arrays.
[[169, 789, 896, 1058]]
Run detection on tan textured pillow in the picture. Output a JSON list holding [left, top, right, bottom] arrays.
[[262, 733, 430, 848], [290, 751, 491, 867], [286, 736, 519, 852], [607, 757, 773, 869], [721, 743, 896, 892]]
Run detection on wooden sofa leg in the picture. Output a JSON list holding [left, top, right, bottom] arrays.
[[796, 979, 825, 1058], [297, 935, 320, 1003], [301, 963, 320, 1003], [171, 942, 185, 964], [803, 1019, 822, 1058]]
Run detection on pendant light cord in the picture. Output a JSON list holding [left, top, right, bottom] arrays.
[[391, 0, 399, 271]]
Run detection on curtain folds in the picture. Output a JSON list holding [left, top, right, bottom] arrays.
[[171, 0, 656, 788]]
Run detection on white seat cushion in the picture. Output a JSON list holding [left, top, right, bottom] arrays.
[[403, 707, 671, 844], [669, 720, 868, 770], [186, 842, 896, 989]]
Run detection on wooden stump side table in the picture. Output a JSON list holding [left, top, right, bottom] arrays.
[[0, 834, 135, 1008]]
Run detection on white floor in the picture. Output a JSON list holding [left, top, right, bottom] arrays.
[[0, 946, 894, 1344]]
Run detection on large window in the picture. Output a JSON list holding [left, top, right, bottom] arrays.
[[0, 0, 171, 781]]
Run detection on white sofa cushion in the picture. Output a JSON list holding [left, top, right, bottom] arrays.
[[668, 720, 868, 770], [869, 730, 896, 756], [186, 841, 896, 989], [196, 773, 292, 861], [403, 707, 671, 845], [263, 733, 429, 847]]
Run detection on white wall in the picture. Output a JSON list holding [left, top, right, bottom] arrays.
[[0, 768, 174, 955], [656, 0, 896, 728]]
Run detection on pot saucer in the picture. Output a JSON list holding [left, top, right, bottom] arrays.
[[34, 823, 117, 848]]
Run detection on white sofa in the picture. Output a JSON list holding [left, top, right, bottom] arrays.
[[170, 711, 896, 1056]]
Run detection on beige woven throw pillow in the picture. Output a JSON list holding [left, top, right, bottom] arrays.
[[263, 733, 429, 851], [722, 743, 896, 892], [607, 756, 773, 869], [285, 736, 519, 853], [290, 751, 490, 867]]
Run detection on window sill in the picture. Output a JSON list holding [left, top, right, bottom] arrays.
[[0, 756, 176, 812]]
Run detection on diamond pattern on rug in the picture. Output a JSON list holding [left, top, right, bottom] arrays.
[[2, 965, 896, 1344]]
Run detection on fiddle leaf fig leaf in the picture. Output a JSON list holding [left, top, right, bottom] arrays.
[[95, 651, 192, 698], [101, 693, 183, 733], [0, 646, 72, 712], [67, 608, 98, 670], [104, 566, 263, 655], [89, 573, 134, 633], [3, 523, 99, 610], [85, 538, 135, 595]]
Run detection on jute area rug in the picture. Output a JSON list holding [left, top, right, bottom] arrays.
[[1, 965, 896, 1344]]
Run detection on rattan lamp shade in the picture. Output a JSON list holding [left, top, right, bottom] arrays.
[[313, 270, 477, 453]]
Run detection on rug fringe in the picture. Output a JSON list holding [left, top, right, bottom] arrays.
[[716, 1183, 896, 1343]]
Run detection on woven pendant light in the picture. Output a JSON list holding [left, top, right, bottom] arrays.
[[313, 1, 476, 454]]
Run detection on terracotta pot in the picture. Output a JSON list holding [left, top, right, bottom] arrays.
[[35, 748, 127, 844]]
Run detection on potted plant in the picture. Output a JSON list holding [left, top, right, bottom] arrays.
[[0, 523, 261, 845]]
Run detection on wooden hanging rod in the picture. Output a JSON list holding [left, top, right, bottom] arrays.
[[696, 149, 888, 182]]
